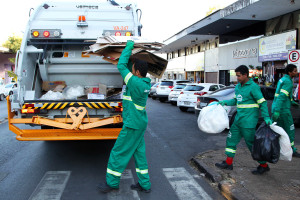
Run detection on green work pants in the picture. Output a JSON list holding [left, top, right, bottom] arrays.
[[106, 126, 151, 190], [276, 112, 297, 152], [225, 122, 266, 164]]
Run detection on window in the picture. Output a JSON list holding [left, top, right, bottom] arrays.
[[184, 85, 204, 91], [209, 85, 219, 91], [161, 81, 173, 86], [210, 87, 235, 96], [198, 46, 200, 52], [173, 84, 186, 89]]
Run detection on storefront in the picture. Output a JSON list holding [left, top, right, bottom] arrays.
[[165, 56, 185, 80], [219, 36, 262, 85], [205, 48, 219, 83], [185, 52, 205, 83], [258, 30, 297, 86]]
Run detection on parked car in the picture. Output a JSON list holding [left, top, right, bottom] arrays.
[[168, 83, 188, 105], [195, 86, 300, 126], [149, 82, 160, 99], [156, 80, 190, 102], [177, 83, 225, 112], [0, 85, 5, 101], [3, 83, 17, 97]]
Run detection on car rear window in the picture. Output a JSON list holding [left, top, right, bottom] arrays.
[[176, 81, 190, 84], [173, 84, 186, 89], [161, 81, 173, 86], [184, 85, 204, 91], [211, 87, 235, 96]]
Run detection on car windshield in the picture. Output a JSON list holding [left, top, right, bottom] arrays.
[[184, 85, 204, 91], [210, 87, 235, 96], [5, 84, 13, 88], [161, 81, 173, 86], [173, 84, 186, 89]]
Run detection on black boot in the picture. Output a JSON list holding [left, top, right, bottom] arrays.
[[97, 182, 118, 193], [292, 151, 300, 158], [252, 165, 270, 175], [215, 161, 233, 170], [131, 183, 151, 193]]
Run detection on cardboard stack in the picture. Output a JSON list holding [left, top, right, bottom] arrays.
[[85, 36, 168, 79]]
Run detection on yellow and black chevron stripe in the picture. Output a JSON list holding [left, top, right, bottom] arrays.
[[22, 102, 122, 110]]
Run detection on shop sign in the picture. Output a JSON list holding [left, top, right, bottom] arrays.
[[258, 30, 297, 62], [233, 48, 257, 59], [185, 52, 204, 71]]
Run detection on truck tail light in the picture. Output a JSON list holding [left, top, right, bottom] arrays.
[[125, 32, 131, 36], [33, 31, 39, 37], [115, 32, 121, 36], [24, 104, 35, 108], [114, 107, 123, 112], [21, 109, 40, 114], [43, 31, 50, 37]]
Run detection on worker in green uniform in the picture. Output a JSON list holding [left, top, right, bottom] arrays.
[[272, 64, 300, 158], [98, 40, 152, 193], [215, 65, 272, 175]]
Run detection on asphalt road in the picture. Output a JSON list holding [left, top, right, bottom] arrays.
[[0, 98, 299, 200]]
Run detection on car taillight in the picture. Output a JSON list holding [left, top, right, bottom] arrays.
[[21, 109, 40, 114], [209, 99, 217, 104], [194, 92, 207, 96], [180, 92, 184, 94], [169, 86, 174, 89], [157, 85, 159, 88], [197, 98, 201, 102], [171, 89, 173, 91]]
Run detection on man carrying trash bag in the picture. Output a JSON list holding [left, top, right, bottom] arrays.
[[215, 65, 273, 175], [272, 64, 300, 158], [98, 40, 152, 193]]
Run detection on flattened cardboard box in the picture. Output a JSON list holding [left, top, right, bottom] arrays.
[[85, 36, 168, 79], [42, 81, 66, 91]]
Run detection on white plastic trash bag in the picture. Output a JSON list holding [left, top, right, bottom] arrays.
[[63, 85, 85, 99], [197, 103, 229, 134], [40, 90, 64, 100], [270, 123, 293, 161]]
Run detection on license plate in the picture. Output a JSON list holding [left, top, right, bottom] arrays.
[[184, 101, 190, 105], [161, 87, 165, 90], [200, 102, 207, 107]]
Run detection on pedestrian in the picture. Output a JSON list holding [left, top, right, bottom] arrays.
[[215, 65, 272, 175], [272, 64, 300, 158], [98, 40, 152, 193]]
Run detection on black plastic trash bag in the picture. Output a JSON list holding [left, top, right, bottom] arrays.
[[252, 122, 280, 163]]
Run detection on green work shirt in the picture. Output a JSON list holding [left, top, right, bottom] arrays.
[[224, 79, 269, 128], [272, 74, 294, 114], [117, 45, 151, 130]]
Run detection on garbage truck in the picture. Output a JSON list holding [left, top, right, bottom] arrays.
[[7, 1, 143, 141]]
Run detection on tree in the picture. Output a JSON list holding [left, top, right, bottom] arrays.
[[2, 34, 22, 54]]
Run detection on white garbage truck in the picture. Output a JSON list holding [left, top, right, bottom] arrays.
[[8, 1, 143, 141]]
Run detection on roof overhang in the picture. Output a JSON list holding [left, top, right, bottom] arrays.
[[161, 0, 300, 53]]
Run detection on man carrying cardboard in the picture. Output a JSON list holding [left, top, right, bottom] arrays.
[[98, 40, 152, 193], [215, 65, 272, 175], [272, 64, 300, 158]]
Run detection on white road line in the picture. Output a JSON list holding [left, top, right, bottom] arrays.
[[28, 171, 71, 200], [163, 167, 212, 200], [107, 169, 140, 200]]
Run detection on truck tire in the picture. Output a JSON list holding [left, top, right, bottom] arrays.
[[171, 101, 177, 106], [179, 107, 188, 112]]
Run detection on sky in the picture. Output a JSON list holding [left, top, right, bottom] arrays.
[[0, 0, 237, 44]]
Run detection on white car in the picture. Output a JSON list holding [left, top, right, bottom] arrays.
[[156, 80, 190, 102], [0, 85, 5, 101], [177, 83, 225, 112], [3, 83, 17, 97], [168, 83, 188, 105], [149, 82, 160, 99]]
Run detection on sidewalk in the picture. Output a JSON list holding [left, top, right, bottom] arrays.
[[192, 145, 300, 200]]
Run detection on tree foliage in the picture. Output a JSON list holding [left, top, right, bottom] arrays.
[[2, 34, 22, 53]]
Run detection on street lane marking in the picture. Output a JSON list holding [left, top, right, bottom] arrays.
[[28, 171, 71, 200], [107, 169, 140, 200], [163, 167, 212, 200]]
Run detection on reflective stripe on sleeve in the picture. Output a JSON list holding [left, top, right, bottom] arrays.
[[107, 168, 122, 177], [136, 168, 148, 174], [280, 89, 289, 96], [237, 104, 259, 108], [225, 148, 236, 154], [124, 72, 133, 85], [123, 95, 145, 110], [257, 98, 266, 104], [123, 95, 132, 101], [275, 93, 279, 97]]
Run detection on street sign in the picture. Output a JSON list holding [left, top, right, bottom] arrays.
[[288, 50, 300, 71]]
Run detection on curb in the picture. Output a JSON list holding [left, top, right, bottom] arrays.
[[191, 157, 254, 200]]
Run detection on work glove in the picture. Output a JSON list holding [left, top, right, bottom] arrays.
[[218, 101, 226, 106], [126, 40, 135, 50], [272, 111, 280, 122], [264, 117, 272, 125], [292, 101, 299, 107]]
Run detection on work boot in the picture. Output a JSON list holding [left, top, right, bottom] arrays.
[[131, 183, 151, 193], [97, 182, 118, 193], [293, 151, 300, 158], [252, 165, 270, 175], [215, 161, 233, 170]]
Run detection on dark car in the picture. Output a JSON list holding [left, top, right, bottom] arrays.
[[195, 86, 300, 126]]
